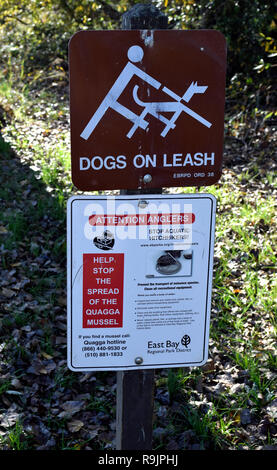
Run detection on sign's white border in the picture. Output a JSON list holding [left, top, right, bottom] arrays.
[[67, 194, 216, 371]]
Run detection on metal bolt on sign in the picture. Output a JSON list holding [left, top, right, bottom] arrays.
[[138, 199, 148, 209], [143, 174, 152, 184], [135, 357, 144, 365]]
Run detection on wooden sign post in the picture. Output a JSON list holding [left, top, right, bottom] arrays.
[[116, 4, 167, 451]]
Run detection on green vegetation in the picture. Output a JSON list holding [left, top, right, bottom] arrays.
[[0, 0, 276, 451], [0, 0, 276, 92]]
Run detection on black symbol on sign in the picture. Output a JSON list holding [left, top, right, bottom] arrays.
[[93, 230, 115, 251], [181, 335, 191, 348]]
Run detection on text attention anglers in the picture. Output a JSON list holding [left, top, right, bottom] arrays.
[[79, 152, 215, 171]]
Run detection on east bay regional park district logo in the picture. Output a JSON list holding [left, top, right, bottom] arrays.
[[69, 30, 226, 190]]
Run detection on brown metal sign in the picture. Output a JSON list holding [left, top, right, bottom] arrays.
[[69, 30, 226, 191]]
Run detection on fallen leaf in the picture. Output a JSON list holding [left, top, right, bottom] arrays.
[[58, 400, 84, 418], [0, 404, 21, 428], [1, 287, 16, 298], [67, 420, 84, 433], [41, 352, 53, 360], [39, 361, 56, 374], [57, 296, 67, 306]]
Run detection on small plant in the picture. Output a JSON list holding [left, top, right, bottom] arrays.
[[167, 368, 183, 401], [5, 421, 33, 450], [54, 366, 79, 390], [0, 379, 12, 396], [7, 212, 28, 242]]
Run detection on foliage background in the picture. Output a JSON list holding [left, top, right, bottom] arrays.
[[0, 0, 276, 98], [0, 0, 276, 451]]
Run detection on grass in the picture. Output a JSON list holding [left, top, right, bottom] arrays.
[[3, 421, 33, 450], [53, 365, 79, 390], [161, 368, 241, 449], [156, 159, 276, 448]]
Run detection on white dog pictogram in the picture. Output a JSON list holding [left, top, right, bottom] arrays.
[[80, 45, 212, 141]]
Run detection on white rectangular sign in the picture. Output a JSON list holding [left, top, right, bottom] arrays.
[[67, 194, 216, 371]]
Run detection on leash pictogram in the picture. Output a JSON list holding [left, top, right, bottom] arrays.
[[80, 45, 212, 141]]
